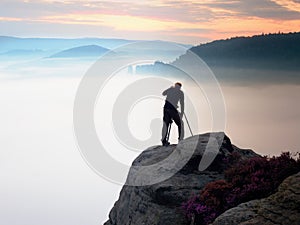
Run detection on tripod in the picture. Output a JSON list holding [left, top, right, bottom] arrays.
[[183, 112, 193, 136], [165, 120, 173, 145]]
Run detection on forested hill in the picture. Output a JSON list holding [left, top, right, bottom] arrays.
[[134, 32, 300, 83], [183, 32, 300, 70]]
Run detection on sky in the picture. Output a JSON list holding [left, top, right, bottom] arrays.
[[1, 0, 300, 44], [1, 1, 300, 224]]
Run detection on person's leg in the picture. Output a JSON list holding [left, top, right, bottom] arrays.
[[161, 108, 171, 144], [172, 110, 184, 141]]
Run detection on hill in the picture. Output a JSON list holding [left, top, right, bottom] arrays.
[[48, 45, 110, 58], [136, 32, 300, 83], [185, 32, 300, 70], [0, 36, 132, 53], [0, 36, 191, 54], [0, 49, 47, 59]]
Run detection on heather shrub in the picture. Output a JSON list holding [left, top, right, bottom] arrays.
[[182, 152, 300, 225], [225, 152, 300, 206], [182, 180, 232, 224], [200, 180, 232, 212], [182, 195, 217, 225]]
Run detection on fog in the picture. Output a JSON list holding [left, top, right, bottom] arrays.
[[222, 83, 300, 156], [1, 57, 300, 224], [0, 76, 122, 225]]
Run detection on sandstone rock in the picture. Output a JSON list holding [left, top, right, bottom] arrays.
[[104, 132, 258, 225], [212, 172, 300, 225]]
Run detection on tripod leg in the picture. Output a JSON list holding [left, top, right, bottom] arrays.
[[184, 112, 193, 136], [166, 123, 171, 142]]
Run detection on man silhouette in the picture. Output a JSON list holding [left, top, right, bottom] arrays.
[[161, 82, 184, 146]]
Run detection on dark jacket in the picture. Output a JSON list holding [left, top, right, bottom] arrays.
[[162, 86, 184, 113]]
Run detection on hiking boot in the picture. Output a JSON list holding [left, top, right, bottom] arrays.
[[178, 138, 183, 144], [162, 140, 170, 146]]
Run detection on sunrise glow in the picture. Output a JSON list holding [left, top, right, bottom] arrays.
[[271, 0, 300, 12], [1, 0, 300, 43]]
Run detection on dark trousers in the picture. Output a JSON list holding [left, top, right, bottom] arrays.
[[161, 108, 184, 142]]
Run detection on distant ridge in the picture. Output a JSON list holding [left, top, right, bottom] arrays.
[[136, 32, 300, 83], [181, 32, 300, 70], [0, 36, 133, 52], [0, 36, 192, 54], [0, 49, 44, 56], [48, 45, 110, 58]]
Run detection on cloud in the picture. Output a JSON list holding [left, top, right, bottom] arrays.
[[38, 14, 173, 32], [0, 17, 23, 21], [270, 0, 300, 12], [4, 0, 299, 21], [235, 0, 300, 20], [1, 0, 300, 43]]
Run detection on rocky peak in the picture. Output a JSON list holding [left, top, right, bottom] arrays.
[[104, 132, 259, 225]]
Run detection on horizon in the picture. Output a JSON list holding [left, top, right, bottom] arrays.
[[2, 30, 299, 47]]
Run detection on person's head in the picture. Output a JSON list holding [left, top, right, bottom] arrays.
[[175, 82, 182, 89]]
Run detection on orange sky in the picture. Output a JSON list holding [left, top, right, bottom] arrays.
[[1, 0, 300, 44]]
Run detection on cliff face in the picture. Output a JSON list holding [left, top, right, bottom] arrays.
[[104, 132, 259, 225], [212, 172, 300, 225]]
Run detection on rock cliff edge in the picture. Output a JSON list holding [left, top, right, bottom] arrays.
[[104, 133, 300, 225]]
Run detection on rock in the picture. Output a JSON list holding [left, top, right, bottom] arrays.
[[211, 172, 300, 225], [104, 132, 258, 225]]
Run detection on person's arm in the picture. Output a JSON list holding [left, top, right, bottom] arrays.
[[162, 87, 171, 96]]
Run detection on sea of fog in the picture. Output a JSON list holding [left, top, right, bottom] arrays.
[[1, 57, 300, 225]]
